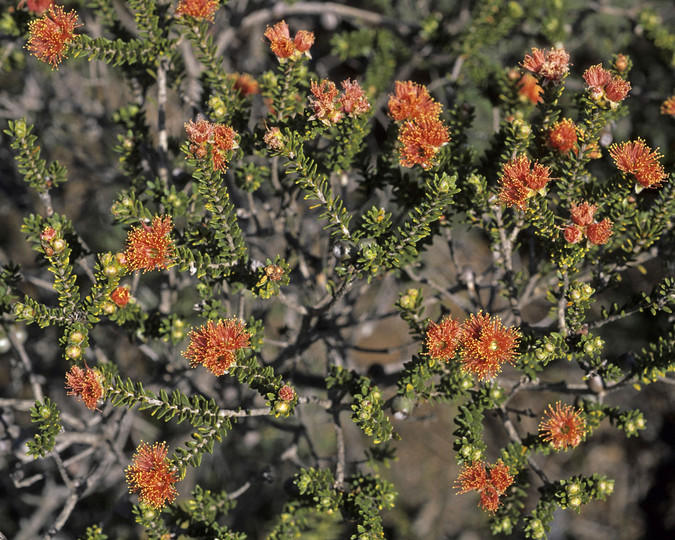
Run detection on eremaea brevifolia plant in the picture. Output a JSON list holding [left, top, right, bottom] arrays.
[[0, 0, 674, 539]]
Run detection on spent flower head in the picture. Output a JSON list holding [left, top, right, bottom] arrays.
[[309, 79, 342, 125], [65, 365, 104, 410], [18, 0, 54, 14], [124, 216, 175, 272], [184, 318, 251, 376], [339, 79, 370, 117], [126, 442, 178, 509], [521, 47, 570, 83], [264, 20, 314, 61], [26, 5, 81, 68], [539, 402, 587, 450]]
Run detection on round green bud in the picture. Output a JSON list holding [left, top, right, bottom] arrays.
[[66, 345, 81, 359]]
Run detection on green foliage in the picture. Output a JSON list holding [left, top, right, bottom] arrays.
[[26, 397, 62, 458]]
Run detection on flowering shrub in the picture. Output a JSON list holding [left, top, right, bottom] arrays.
[[1, 1, 674, 539]]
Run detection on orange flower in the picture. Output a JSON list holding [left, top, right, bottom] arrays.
[[339, 79, 370, 117], [232, 72, 260, 96], [175, 0, 219, 21], [563, 225, 583, 244], [65, 365, 104, 410], [185, 117, 238, 172], [459, 312, 521, 380], [124, 216, 175, 273], [569, 201, 597, 227], [539, 402, 587, 451], [398, 115, 449, 169], [604, 77, 631, 102], [455, 460, 514, 513], [184, 318, 251, 376], [26, 5, 81, 68], [309, 79, 342, 125], [548, 118, 577, 153], [517, 73, 543, 104], [582, 64, 612, 91], [586, 219, 613, 246], [426, 316, 462, 361], [126, 442, 178, 509], [661, 95, 675, 116], [388, 81, 442, 122], [521, 47, 570, 83], [110, 286, 131, 307], [18, 0, 54, 14], [498, 155, 552, 210], [264, 20, 313, 60], [609, 139, 667, 189]]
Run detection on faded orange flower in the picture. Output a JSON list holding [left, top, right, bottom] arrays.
[[498, 155, 552, 210], [517, 73, 543, 104], [609, 139, 667, 189], [582, 64, 630, 104], [398, 115, 449, 169], [110, 286, 131, 307], [586, 219, 613, 246], [184, 318, 251, 376], [521, 47, 570, 83], [124, 216, 175, 272], [264, 20, 313, 60], [279, 385, 296, 402], [26, 5, 81, 68], [65, 365, 104, 410], [18, 0, 54, 14], [455, 460, 514, 513], [126, 442, 178, 509], [549, 118, 577, 153], [232, 72, 260, 96], [339, 79, 370, 117], [661, 96, 675, 116], [563, 225, 583, 244], [569, 201, 597, 227], [185, 117, 238, 172], [426, 316, 462, 361], [263, 126, 284, 151], [175, 0, 219, 21], [388, 81, 442, 122], [564, 201, 612, 246], [459, 312, 521, 380], [539, 402, 587, 450], [309, 79, 342, 125]]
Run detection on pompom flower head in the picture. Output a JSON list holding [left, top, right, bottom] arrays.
[[459, 312, 521, 380], [126, 442, 178, 509], [65, 365, 104, 410], [175, 0, 219, 21], [184, 318, 251, 376], [124, 216, 175, 272], [388, 81, 441, 122], [26, 5, 81, 69], [498, 155, 552, 209], [455, 460, 514, 513], [549, 118, 578, 153], [539, 402, 587, 450], [521, 47, 570, 83], [609, 138, 667, 190], [425, 316, 462, 361], [398, 115, 449, 169]]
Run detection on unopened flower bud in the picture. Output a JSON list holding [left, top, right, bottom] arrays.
[[66, 345, 81, 359]]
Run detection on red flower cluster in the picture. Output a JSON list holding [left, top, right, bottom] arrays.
[[498, 155, 552, 210], [661, 95, 675, 116], [26, 5, 81, 68], [175, 0, 219, 21], [65, 365, 104, 410], [183, 318, 251, 376], [521, 47, 570, 83], [388, 81, 449, 169], [185, 116, 238, 172], [563, 201, 613, 246], [548, 118, 578, 153], [264, 20, 314, 61], [425, 312, 521, 379], [124, 215, 175, 273], [583, 64, 631, 104], [609, 138, 667, 189], [126, 442, 178, 509], [455, 460, 514, 513], [539, 402, 587, 451], [308, 78, 370, 126], [517, 73, 543, 104]]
